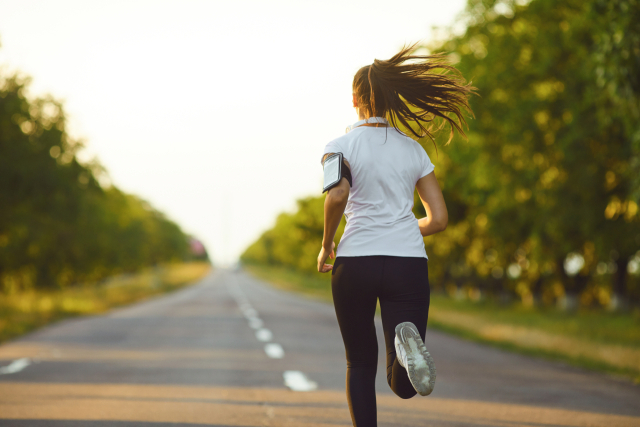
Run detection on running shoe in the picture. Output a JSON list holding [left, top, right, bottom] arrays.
[[394, 322, 436, 396]]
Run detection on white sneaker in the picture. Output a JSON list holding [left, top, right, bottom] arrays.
[[394, 322, 436, 396]]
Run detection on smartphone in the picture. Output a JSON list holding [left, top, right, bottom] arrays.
[[323, 152, 343, 193]]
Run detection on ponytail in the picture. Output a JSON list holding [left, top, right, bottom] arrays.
[[353, 43, 476, 146]]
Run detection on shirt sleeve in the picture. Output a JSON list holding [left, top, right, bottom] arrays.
[[419, 148, 435, 179]]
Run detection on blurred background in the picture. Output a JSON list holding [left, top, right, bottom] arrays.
[[1, 0, 639, 381]]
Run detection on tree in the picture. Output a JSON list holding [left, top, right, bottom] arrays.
[[0, 68, 197, 292]]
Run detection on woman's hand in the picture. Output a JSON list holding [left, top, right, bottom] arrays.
[[317, 242, 336, 273]]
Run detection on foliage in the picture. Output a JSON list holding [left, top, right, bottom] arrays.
[[0, 261, 211, 344], [242, 196, 340, 274], [0, 71, 204, 292], [241, 0, 640, 309], [422, 0, 640, 305], [588, 0, 640, 200]]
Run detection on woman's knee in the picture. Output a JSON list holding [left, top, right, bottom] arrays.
[[346, 357, 378, 369], [345, 345, 378, 368]]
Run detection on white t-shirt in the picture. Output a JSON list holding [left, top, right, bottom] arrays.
[[321, 118, 435, 259]]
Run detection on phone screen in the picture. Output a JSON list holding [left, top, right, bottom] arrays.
[[323, 154, 341, 190]]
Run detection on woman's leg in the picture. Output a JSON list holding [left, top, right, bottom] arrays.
[[378, 257, 430, 399], [331, 256, 383, 427]]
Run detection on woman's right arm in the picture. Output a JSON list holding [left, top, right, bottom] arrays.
[[416, 171, 448, 237]]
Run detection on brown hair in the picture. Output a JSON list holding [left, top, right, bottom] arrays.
[[353, 43, 476, 147]]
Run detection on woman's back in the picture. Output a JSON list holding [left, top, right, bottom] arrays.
[[322, 123, 434, 259]]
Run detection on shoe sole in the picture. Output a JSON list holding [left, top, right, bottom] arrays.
[[395, 322, 436, 396]]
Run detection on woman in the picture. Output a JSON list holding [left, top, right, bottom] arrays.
[[317, 45, 474, 426]]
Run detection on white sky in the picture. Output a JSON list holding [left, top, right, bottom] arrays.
[[0, 0, 467, 265]]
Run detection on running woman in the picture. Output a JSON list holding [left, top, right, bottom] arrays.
[[317, 44, 474, 426]]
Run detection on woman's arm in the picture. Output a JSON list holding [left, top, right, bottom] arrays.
[[416, 171, 448, 237], [318, 154, 351, 273]]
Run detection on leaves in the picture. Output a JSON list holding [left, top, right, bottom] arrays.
[[0, 71, 196, 291]]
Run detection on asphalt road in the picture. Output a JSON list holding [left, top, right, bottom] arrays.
[[1, 269, 639, 427]]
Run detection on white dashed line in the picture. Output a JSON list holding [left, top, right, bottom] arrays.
[[0, 358, 31, 375], [255, 328, 273, 342], [283, 370, 318, 391], [243, 308, 258, 319], [227, 272, 319, 391], [248, 317, 264, 329], [264, 343, 285, 359]]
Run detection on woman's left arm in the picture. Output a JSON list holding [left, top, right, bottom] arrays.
[[318, 155, 351, 273]]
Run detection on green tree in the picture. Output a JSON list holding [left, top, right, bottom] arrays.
[[422, 0, 640, 305], [1, 68, 197, 292]]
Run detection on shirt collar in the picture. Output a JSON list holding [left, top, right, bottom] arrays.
[[345, 117, 389, 133]]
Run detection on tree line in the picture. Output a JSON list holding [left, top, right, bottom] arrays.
[[0, 68, 207, 293], [242, 0, 640, 309]]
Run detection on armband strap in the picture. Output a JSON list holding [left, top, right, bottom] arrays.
[[341, 161, 352, 187]]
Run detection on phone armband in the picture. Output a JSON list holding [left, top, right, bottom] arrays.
[[322, 152, 352, 193]]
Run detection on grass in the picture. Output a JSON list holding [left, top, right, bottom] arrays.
[[244, 264, 333, 302], [244, 263, 640, 384], [0, 261, 212, 345]]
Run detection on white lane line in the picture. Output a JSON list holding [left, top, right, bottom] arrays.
[[243, 308, 258, 319], [255, 328, 273, 342], [227, 274, 283, 361], [283, 370, 318, 391], [0, 358, 31, 375], [264, 343, 285, 359], [248, 317, 264, 329]]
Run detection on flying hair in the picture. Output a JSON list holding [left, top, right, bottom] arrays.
[[353, 43, 476, 149]]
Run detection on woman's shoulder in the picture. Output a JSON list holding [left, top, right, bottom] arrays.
[[325, 127, 366, 149], [398, 133, 428, 152], [385, 129, 425, 150], [393, 134, 432, 164]]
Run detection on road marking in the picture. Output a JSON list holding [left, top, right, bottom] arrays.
[[227, 273, 283, 360], [283, 370, 318, 391], [0, 358, 31, 375], [264, 343, 284, 359], [243, 308, 258, 319], [248, 317, 264, 329], [255, 328, 273, 342]]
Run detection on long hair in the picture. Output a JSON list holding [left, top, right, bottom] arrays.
[[353, 43, 476, 147]]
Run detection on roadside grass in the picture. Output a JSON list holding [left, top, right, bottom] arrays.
[[0, 261, 212, 345], [244, 263, 640, 384], [244, 264, 333, 302]]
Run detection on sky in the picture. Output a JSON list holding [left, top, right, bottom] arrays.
[[0, 0, 468, 266]]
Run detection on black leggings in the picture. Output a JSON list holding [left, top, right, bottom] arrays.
[[331, 256, 430, 427]]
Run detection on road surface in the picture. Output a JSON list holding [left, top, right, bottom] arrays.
[[0, 269, 639, 426]]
